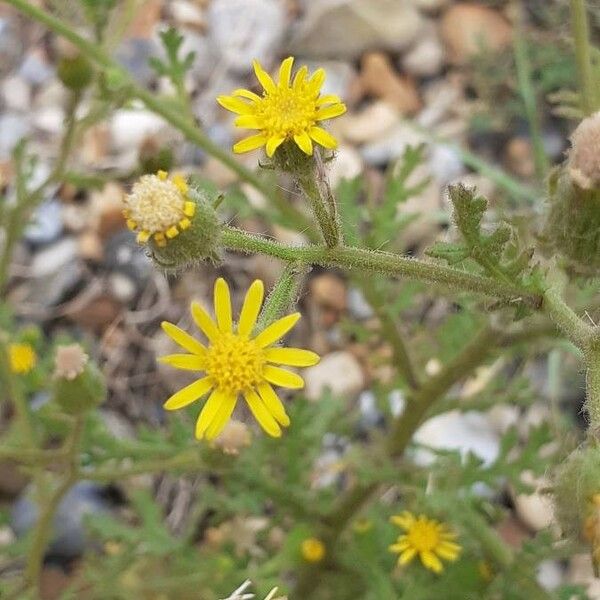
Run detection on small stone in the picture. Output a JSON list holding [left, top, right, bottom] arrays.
[[208, 0, 285, 73], [310, 273, 347, 312], [19, 50, 54, 86], [347, 287, 374, 320], [512, 473, 554, 532], [68, 294, 122, 332], [90, 182, 126, 239], [110, 109, 166, 153], [414, 0, 450, 11], [212, 420, 252, 455], [1, 75, 32, 112], [24, 200, 63, 246], [327, 145, 363, 189], [108, 273, 137, 303], [360, 52, 421, 114], [505, 137, 535, 178], [429, 144, 465, 185], [440, 3, 512, 65], [304, 351, 365, 401], [11, 482, 112, 560], [401, 23, 445, 78], [30, 238, 78, 278], [536, 560, 563, 591], [340, 101, 398, 145], [360, 122, 425, 167], [77, 231, 104, 263], [290, 0, 424, 59], [414, 410, 500, 466], [116, 38, 160, 86], [302, 60, 357, 101], [0, 113, 31, 159], [0, 18, 23, 76], [169, 0, 206, 30]]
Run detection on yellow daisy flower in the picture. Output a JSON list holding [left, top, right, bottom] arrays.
[[122, 170, 195, 248], [301, 537, 326, 563], [217, 56, 346, 157], [159, 278, 320, 440], [9, 343, 37, 374], [389, 512, 461, 574]]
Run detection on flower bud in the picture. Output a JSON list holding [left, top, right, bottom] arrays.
[[57, 53, 93, 91], [52, 344, 106, 414], [554, 445, 600, 572], [122, 171, 221, 271], [542, 165, 600, 277]]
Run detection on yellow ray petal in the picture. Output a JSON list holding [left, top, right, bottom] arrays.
[[293, 65, 308, 89], [263, 365, 304, 389], [204, 393, 236, 440], [163, 377, 213, 410], [254, 313, 300, 348], [161, 321, 206, 355], [389, 540, 411, 553], [266, 135, 286, 157], [420, 550, 443, 573], [309, 126, 338, 150], [264, 347, 319, 367], [391, 512, 416, 530], [436, 542, 461, 560], [317, 94, 342, 106], [294, 132, 313, 155], [253, 60, 277, 94], [238, 279, 264, 336], [233, 134, 268, 154], [217, 95, 253, 114], [214, 278, 232, 333], [278, 56, 294, 87], [235, 115, 262, 129], [257, 382, 290, 427], [398, 547, 417, 566], [316, 104, 347, 120], [244, 388, 282, 437], [308, 68, 326, 90], [195, 389, 226, 439], [233, 88, 261, 102], [191, 301, 220, 342], [158, 354, 205, 371]]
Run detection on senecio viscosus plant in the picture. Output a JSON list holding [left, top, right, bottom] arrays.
[[2, 0, 600, 598]]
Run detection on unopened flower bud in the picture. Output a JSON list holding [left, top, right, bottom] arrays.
[[212, 419, 252, 455], [52, 344, 106, 413], [57, 53, 93, 91], [122, 170, 221, 270]]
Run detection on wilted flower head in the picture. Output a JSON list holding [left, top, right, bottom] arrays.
[[389, 512, 461, 574], [569, 111, 600, 190], [123, 170, 195, 247], [160, 278, 319, 440], [217, 57, 346, 157], [54, 344, 89, 380], [213, 419, 252, 455], [9, 343, 37, 374]]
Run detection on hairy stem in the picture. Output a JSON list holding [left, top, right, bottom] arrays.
[[222, 227, 541, 306]]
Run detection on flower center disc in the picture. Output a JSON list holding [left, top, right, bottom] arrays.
[[126, 176, 186, 233], [205, 333, 265, 394], [407, 522, 441, 552], [260, 88, 317, 138]]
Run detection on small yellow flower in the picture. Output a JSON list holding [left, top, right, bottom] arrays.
[[301, 537, 325, 563], [217, 56, 346, 157], [389, 512, 461, 574], [159, 278, 320, 440], [122, 170, 195, 247], [9, 343, 37, 374]]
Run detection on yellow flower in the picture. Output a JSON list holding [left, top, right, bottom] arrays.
[[217, 56, 346, 157], [122, 170, 195, 247], [159, 278, 319, 440], [389, 512, 461, 574], [301, 537, 325, 563], [9, 343, 37, 374]]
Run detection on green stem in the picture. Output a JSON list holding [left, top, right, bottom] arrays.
[[543, 284, 591, 350], [586, 343, 600, 435], [359, 278, 420, 390], [221, 227, 541, 306], [570, 0, 598, 115], [24, 416, 84, 590], [257, 262, 309, 332], [512, 2, 549, 182]]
